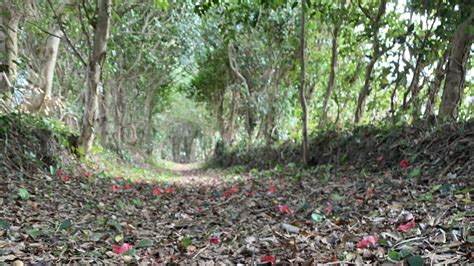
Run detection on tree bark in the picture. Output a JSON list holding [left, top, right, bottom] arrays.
[[354, 0, 386, 124], [299, 0, 309, 166], [439, 7, 474, 121], [26, 29, 64, 112], [1, 3, 19, 97], [424, 50, 448, 118], [319, 24, 339, 128], [81, 0, 112, 154]]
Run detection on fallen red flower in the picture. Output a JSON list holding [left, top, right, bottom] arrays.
[[267, 185, 277, 193], [124, 184, 131, 190], [278, 204, 292, 215], [397, 219, 416, 233], [112, 243, 133, 254], [153, 188, 163, 196], [209, 236, 220, 245], [356, 235, 377, 248], [111, 184, 119, 191], [400, 159, 410, 169], [326, 203, 333, 214], [230, 185, 239, 193], [165, 187, 175, 193], [260, 255, 276, 264]]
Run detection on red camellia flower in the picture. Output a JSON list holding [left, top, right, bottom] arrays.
[[112, 243, 133, 254], [398, 219, 416, 233], [153, 188, 163, 196], [84, 172, 91, 178], [267, 185, 277, 193], [278, 204, 292, 215], [400, 159, 410, 169], [260, 255, 276, 264], [209, 236, 220, 245], [165, 187, 175, 193], [356, 235, 378, 248], [326, 203, 333, 214], [124, 184, 131, 190], [111, 184, 119, 191], [230, 185, 239, 193]]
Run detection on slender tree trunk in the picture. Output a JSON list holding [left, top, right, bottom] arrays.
[[354, 0, 386, 124], [27, 30, 63, 112], [439, 7, 474, 121], [424, 50, 448, 118], [0, 3, 19, 102], [2, 6, 19, 83], [98, 86, 108, 145], [319, 24, 339, 128], [81, 0, 112, 154], [299, 0, 309, 166]]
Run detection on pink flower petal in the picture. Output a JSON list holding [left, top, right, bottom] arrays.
[[111, 184, 119, 191], [398, 219, 416, 233], [153, 188, 163, 196], [268, 185, 277, 193], [113, 243, 133, 254], [278, 204, 292, 215], [356, 235, 378, 248]]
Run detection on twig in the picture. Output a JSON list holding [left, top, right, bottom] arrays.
[[393, 236, 426, 249], [46, 0, 87, 66]]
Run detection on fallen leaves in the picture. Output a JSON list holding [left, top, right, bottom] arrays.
[[1, 160, 471, 265]]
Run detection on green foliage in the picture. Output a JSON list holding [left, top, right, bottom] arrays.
[[18, 188, 30, 200]]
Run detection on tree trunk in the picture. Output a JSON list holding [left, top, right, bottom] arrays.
[[424, 50, 448, 118], [27, 30, 63, 112], [0, 3, 19, 102], [439, 7, 474, 121], [299, 0, 309, 166], [98, 87, 108, 145], [81, 0, 112, 154], [319, 24, 339, 128], [2, 6, 19, 83], [354, 0, 386, 124]]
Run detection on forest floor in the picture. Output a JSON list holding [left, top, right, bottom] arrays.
[[0, 115, 472, 265], [1, 158, 472, 265]]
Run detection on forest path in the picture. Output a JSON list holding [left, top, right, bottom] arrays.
[[155, 161, 227, 186]]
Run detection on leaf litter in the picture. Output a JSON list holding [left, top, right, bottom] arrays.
[[0, 159, 472, 265]]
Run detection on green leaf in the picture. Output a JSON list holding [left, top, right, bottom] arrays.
[[135, 239, 154, 248], [378, 238, 389, 247], [409, 167, 421, 178], [181, 238, 192, 248], [59, 219, 72, 230], [311, 212, 323, 223], [122, 249, 136, 256], [18, 188, 30, 200], [155, 0, 169, 10], [107, 219, 122, 232], [407, 255, 424, 266], [114, 234, 123, 243], [26, 228, 41, 238], [388, 250, 401, 261], [429, 184, 442, 193], [0, 219, 9, 230]]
